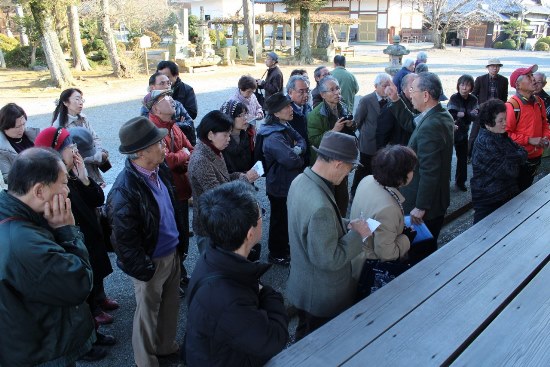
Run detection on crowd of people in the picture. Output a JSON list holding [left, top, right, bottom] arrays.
[[1, 53, 549, 367]]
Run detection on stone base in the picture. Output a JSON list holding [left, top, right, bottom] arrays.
[[175, 55, 222, 73], [311, 47, 335, 62]]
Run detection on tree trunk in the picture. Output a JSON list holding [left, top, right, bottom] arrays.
[[67, 6, 91, 71], [432, 28, 444, 49], [0, 49, 6, 69], [299, 7, 312, 64], [232, 23, 238, 46], [29, 1, 74, 88], [243, 0, 254, 55], [317, 23, 331, 48], [99, 0, 129, 78], [30, 44, 37, 66]]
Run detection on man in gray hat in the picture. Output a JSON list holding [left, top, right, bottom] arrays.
[[107, 116, 185, 366], [469, 58, 509, 159], [257, 52, 284, 104], [286, 131, 372, 341]]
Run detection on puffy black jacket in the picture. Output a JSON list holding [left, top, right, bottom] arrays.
[[185, 245, 288, 367], [172, 77, 198, 120], [106, 159, 184, 281]]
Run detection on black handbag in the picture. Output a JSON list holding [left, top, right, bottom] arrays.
[[254, 89, 265, 108]]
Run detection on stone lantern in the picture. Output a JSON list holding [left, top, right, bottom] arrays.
[[383, 35, 410, 76]]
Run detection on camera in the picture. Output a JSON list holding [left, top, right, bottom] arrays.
[[343, 114, 353, 121]]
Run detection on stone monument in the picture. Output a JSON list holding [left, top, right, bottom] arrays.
[[169, 24, 188, 60], [383, 35, 410, 76]]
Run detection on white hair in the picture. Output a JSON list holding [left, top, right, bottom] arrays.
[[417, 51, 428, 61], [374, 73, 392, 87], [403, 58, 415, 68]]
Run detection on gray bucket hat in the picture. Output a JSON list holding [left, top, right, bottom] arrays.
[[119, 116, 167, 154]]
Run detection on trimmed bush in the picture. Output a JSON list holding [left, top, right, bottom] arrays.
[[0, 34, 20, 52], [502, 39, 516, 49], [537, 36, 550, 45], [116, 42, 127, 54], [4, 46, 46, 67], [143, 30, 161, 48], [535, 42, 550, 51], [493, 41, 503, 49]]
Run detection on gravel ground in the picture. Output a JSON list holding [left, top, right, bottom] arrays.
[[1, 43, 549, 366]]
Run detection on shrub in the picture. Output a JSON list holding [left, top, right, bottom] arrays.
[[4, 46, 46, 67], [535, 42, 550, 51], [537, 36, 550, 45], [502, 39, 516, 49], [493, 41, 503, 49], [209, 29, 227, 47], [0, 34, 20, 52], [143, 30, 161, 48], [116, 42, 127, 54], [128, 37, 141, 51]]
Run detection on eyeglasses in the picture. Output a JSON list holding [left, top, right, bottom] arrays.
[[154, 95, 173, 105], [71, 97, 85, 103], [324, 86, 341, 94], [156, 80, 172, 86], [294, 88, 310, 95], [68, 143, 78, 154]]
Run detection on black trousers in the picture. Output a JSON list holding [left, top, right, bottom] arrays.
[[178, 200, 190, 279], [295, 309, 331, 342], [408, 215, 444, 266], [454, 140, 468, 185], [350, 152, 373, 197], [267, 194, 289, 258], [473, 199, 509, 224], [518, 157, 541, 192]]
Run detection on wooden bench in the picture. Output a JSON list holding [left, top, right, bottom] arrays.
[[266, 174, 550, 366]]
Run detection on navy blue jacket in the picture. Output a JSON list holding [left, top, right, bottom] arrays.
[[185, 245, 288, 367], [260, 119, 306, 197]]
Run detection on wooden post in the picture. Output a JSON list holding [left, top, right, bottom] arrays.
[[215, 24, 220, 49], [143, 48, 149, 75], [346, 25, 351, 43], [291, 17, 295, 55]]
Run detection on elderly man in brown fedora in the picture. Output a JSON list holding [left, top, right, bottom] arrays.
[[469, 58, 509, 160], [286, 131, 372, 341], [107, 116, 185, 367]]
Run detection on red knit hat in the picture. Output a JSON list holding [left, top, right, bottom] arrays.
[[34, 127, 72, 151]]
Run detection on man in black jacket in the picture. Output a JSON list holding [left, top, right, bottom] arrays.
[[185, 180, 288, 367], [469, 58, 509, 159], [157, 60, 198, 120], [107, 116, 185, 367]]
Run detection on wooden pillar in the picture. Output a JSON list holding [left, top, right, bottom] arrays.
[[283, 24, 288, 47], [291, 18, 295, 55], [346, 25, 351, 43]]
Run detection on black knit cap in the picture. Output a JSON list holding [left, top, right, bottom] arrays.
[[265, 92, 291, 114]]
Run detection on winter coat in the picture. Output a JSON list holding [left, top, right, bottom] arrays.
[[355, 91, 387, 155], [68, 174, 112, 282], [222, 127, 255, 174], [395, 102, 454, 220], [188, 140, 245, 236], [286, 168, 363, 317], [106, 160, 185, 281], [472, 73, 508, 104], [0, 191, 95, 367], [376, 93, 416, 148], [447, 93, 479, 143], [185, 245, 288, 367], [307, 101, 355, 164], [471, 128, 527, 207], [260, 120, 306, 197], [229, 89, 264, 120], [289, 100, 312, 167], [506, 94, 550, 159], [141, 99, 194, 136], [0, 127, 39, 181], [349, 176, 410, 279], [392, 67, 412, 95], [149, 113, 193, 200], [259, 66, 284, 101], [172, 77, 198, 119], [331, 66, 359, 112]]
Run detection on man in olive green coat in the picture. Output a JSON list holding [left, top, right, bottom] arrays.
[[387, 72, 454, 263]]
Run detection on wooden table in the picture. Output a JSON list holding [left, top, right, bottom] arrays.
[[267, 175, 550, 366]]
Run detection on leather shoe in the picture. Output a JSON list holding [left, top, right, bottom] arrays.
[[95, 332, 116, 346], [78, 346, 107, 361], [99, 297, 119, 311], [94, 310, 114, 325]]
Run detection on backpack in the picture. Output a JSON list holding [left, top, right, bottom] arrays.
[[506, 95, 546, 125]]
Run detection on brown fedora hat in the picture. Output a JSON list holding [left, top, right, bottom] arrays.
[[119, 116, 167, 154]]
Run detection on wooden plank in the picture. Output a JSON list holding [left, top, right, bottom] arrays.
[[266, 174, 550, 366], [451, 263, 550, 367], [343, 202, 550, 366]]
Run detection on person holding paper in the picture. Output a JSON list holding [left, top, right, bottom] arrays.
[[350, 145, 418, 299], [220, 100, 262, 261], [188, 111, 259, 256], [258, 93, 306, 266], [287, 132, 371, 341]]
